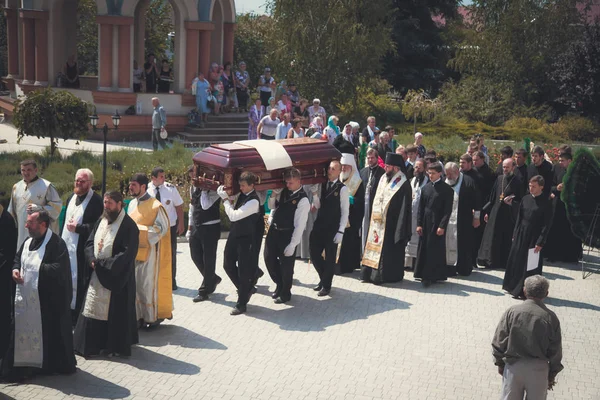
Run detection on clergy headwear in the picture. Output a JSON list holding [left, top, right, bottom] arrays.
[[385, 153, 404, 168], [336, 140, 355, 155]]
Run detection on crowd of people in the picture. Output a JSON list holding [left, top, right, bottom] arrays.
[[0, 120, 575, 396]]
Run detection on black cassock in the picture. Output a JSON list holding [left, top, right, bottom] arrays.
[[414, 180, 453, 282], [471, 164, 495, 267], [451, 174, 481, 276], [0, 208, 17, 358], [361, 179, 412, 283], [74, 214, 139, 357], [526, 160, 554, 198], [338, 182, 365, 274], [478, 174, 523, 269], [503, 194, 553, 297], [60, 192, 103, 323], [544, 165, 582, 262], [1, 233, 76, 381]]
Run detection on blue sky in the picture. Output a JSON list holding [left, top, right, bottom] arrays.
[[236, 0, 473, 15]]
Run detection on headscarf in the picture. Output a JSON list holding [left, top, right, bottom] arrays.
[[327, 116, 340, 136]]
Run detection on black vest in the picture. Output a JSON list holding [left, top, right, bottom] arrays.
[[229, 190, 260, 238], [272, 188, 308, 230], [315, 180, 344, 232], [191, 189, 221, 226]]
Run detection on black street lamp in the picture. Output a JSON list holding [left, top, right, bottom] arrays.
[[89, 109, 120, 195]]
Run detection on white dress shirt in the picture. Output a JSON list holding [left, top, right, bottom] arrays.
[[314, 179, 350, 233], [148, 181, 184, 227], [268, 188, 310, 249], [224, 190, 259, 222], [188, 188, 220, 226]]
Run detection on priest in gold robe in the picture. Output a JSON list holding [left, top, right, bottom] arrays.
[[8, 160, 62, 250], [127, 173, 172, 328]]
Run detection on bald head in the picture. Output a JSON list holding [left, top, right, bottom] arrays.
[[502, 157, 515, 176]]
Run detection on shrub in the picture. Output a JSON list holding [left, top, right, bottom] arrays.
[[504, 117, 545, 130], [544, 116, 599, 143]]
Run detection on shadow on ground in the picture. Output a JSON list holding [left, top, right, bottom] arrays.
[[109, 346, 200, 375], [139, 324, 227, 350], [21, 369, 130, 399]]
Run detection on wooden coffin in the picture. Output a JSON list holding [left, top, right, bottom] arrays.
[[192, 138, 342, 194]]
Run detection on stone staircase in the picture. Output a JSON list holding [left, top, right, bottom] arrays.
[[173, 112, 248, 148]]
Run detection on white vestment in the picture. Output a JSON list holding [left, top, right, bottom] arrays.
[[8, 178, 62, 250], [82, 209, 126, 321], [127, 197, 171, 323], [445, 174, 463, 266], [13, 228, 52, 368], [61, 190, 94, 309], [405, 175, 429, 263]]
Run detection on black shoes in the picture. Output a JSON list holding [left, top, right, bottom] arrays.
[[274, 297, 290, 304], [422, 280, 432, 288], [313, 284, 323, 292], [172, 282, 178, 291], [230, 306, 246, 316], [317, 288, 331, 297], [193, 293, 209, 303]]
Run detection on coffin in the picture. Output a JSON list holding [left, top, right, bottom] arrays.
[[192, 138, 342, 194]]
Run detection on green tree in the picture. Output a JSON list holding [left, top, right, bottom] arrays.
[[265, 0, 395, 109], [234, 13, 273, 90], [13, 89, 91, 156], [402, 89, 440, 133], [76, 0, 99, 75], [145, 0, 174, 63]]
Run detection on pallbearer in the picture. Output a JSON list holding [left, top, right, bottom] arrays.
[[127, 173, 172, 327], [217, 172, 260, 315], [361, 153, 412, 284], [8, 160, 62, 250], [2, 210, 76, 381], [264, 168, 310, 303], [74, 191, 139, 357]]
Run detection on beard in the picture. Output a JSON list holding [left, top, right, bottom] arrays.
[[385, 170, 395, 181], [340, 170, 351, 182], [504, 171, 513, 177], [446, 179, 456, 186], [27, 228, 43, 239], [103, 209, 120, 223]]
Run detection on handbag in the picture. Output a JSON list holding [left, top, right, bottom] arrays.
[[207, 94, 216, 109]]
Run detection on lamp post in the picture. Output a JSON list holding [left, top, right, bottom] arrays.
[[89, 110, 121, 195]]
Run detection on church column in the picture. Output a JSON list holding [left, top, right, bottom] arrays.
[[118, 24, 132, 92], [21, 17, 35, 84], [185, 26, 199, 90], [98, 23, 113, 91], [4, 8, 20, 78], [223, 22, 235, 64], [34, 17, 49, 86], [198, 28, 213, 77]]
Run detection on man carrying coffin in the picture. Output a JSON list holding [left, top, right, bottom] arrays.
[[127, 173, 172, 327], [8, 160, 62, 250], [361, 153, 412, 284], [444, 162, 481, 277], [337, 143, 365, 274], [478, 158, 523, 269], [265, 168, 310, 303], [503, 175, 553, 298], [1, 210, 76, 381], [405, 159, 428, 269], [60, 169, 103, 325], [74, 191, 139, 357]]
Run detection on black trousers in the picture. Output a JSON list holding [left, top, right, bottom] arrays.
[[170, 224, 178, 285], [260, 91, 271, 109], [264, 229, 295, 300], [252, 215, 265, 284], [223, 234, 256, 309], [309, 228, 336, 290], [190, 223, 221, 295], [237, 88, 249, 109]]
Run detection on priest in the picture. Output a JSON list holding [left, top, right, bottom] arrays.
[[444, 162, 481, 277], [544, 152, 582, 262], [127, 173, 172, 328], [414, 163, 454, 286], [503, 175, 553, 298], [1, 210, 76, 381], [337, 143, 365, 274], [360, 148, 385, 251], [74, 191, 139, 357], [478, 158, 523, 269], [0, 205, 17, 360], [361, 153, 412, 284], [8, 160, 62, 250], [60, 169, 103, 324], [527, 146, 554, 198], [405, 159, 428, 269]]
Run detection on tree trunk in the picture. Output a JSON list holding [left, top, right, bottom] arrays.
[[50, 131, 56, 156]]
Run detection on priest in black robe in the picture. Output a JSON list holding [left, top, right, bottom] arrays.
[[361, 153, 412, 284], [360, 148, 385, 251], [335, 141, 365, 274], [444, 162, 481, 277], [472, 151, 496, 268], [1, 210, 76, 381], [544, 152, 582, 262], [60, 169, 103, 325], [0, 205, 17, 359], [478, 159, 523, 269], [526, 146, 554, 199], [414, 163, 454, 286], [514, 149, 529, 194], [503, 175, 553, 298], [74, 191, 139, 357]]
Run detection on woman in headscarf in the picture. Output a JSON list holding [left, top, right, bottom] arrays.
[[323, 115, 340, 144], [308, 116, 324, 138], [247, 98, 264, 140], [195, 72, 210, 127], [265, 96, 277, 116]]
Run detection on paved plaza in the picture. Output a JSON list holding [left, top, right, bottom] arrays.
[[1, 241, 600, 400]]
